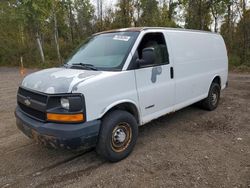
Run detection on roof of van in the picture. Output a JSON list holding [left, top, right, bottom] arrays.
[[95, 27, 218, 35]]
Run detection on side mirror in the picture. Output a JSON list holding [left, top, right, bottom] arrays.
[[137, 47, 156, 67]]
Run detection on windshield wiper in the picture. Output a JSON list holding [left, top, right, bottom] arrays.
[[69, 63, 99, 71]]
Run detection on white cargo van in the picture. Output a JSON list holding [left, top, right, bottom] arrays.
[[15, 27, 228, 162]]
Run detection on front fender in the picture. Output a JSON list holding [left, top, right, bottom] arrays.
[[100, 99, 141, 124]]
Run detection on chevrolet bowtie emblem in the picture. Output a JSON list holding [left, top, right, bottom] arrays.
[[24, 98, 31, 106]]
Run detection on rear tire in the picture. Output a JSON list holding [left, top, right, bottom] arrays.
[[201, 82, 221, 111], [96, 110, 138, 162]]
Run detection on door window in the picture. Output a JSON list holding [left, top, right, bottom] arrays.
[[130, 32, 169, 69]]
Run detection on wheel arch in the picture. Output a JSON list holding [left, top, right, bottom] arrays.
[[205, 75, 222, 97], [100, 100, 141, 125], [211, 75, 221, 88]]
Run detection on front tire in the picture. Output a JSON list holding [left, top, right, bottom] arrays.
[[201, 82, 221, 111], [96, 110, 138, 162]]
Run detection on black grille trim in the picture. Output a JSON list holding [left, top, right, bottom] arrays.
[[17, 87, 48, 121], [17, 87, 86, 123], [18, 87, 47, 103], [18, 102, 46, 122]]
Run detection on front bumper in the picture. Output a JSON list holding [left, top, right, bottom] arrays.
[[15, 107, 101, 150]]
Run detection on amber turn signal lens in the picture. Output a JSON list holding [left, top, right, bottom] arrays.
[[47, 113, 84, 122]]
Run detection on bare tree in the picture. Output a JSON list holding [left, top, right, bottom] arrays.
[[97, 0, 103, 27], [52, 2, 61, 63], [36, 32, 45, 64], [210, 0, 227, 32]]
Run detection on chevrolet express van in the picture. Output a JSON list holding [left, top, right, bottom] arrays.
[[15, 27, 228, 162]]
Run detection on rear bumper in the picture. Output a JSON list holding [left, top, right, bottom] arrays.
[[15, 107, 101, 150]]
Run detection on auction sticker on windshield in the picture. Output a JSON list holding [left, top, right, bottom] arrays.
[[113, 35, 131, 42]]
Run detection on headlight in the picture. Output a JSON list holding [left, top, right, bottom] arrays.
[[60, 98, 70, 110], [47, 95, 85, 123]]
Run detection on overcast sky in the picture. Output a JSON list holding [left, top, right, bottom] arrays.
[[91, 0, 117, 10]]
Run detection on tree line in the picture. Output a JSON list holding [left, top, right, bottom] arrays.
[[0, 0, 249, 68]]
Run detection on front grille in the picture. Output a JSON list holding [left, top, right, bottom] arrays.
[[18, 87, 47, 103], [17, 87, 48, 121], [18, 102, 46, 121]]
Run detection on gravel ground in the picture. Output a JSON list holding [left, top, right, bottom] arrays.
[[0, 67, 249, 188]]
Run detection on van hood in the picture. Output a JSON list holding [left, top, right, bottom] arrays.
[[22, 68, 102, 94]]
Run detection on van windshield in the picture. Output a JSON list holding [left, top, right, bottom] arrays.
[[65, 32, 139, 71]]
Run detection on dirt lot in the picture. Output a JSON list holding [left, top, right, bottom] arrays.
[[0, 67, 249, 188]]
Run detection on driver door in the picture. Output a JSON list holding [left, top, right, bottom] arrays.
[[133, 32, 175, 124]]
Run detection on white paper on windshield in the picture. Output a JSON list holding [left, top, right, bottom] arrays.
[[113, 35, 131, 42]]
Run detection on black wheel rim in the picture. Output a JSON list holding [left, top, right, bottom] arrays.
[[111, 122, 132, 153]]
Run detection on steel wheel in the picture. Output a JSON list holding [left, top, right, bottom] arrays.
[[96, 110, 138, 162], [201, 82, 221, 111], [111, 122, 132, 153], [211, 89, 219, 106]]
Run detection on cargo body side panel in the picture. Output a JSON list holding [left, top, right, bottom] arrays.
[[165, 30, 228, 111]]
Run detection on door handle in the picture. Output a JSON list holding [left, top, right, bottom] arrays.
[[170, 67, 174, 79]]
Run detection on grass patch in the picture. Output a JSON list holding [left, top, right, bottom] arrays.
[[229, 64, 250, 73], [0, 60, 63, 69]]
